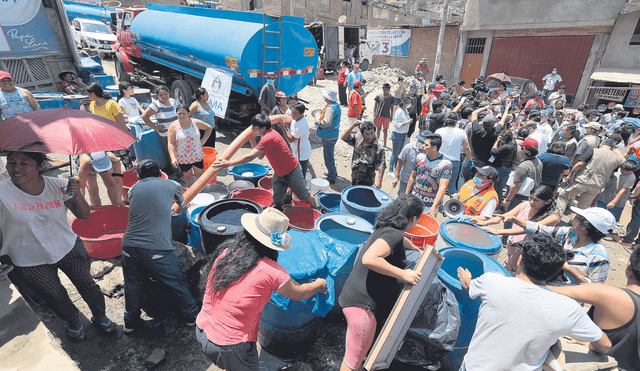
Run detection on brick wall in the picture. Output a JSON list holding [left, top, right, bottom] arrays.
[[371, 25, 459, 80]]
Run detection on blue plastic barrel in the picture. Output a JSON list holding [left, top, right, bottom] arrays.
[[90, 74, 115, 87], [171, 209, 189, 244], [340, 186, 392, 224], [187, 206, 206, 252], [317, 192, 341, 213], [437, 247, 510, 370], [434, 220, 503, 259], [315, 213, 373, 302], [131, 125, 170, 170], [258, 230, 328, 358]]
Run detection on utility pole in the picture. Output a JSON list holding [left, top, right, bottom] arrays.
[[432, 0, 449, 82]]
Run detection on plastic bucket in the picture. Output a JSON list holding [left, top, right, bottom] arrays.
[[309, 178, 330, 194], [199, 199, 263, 254], [340, 186, 393, 224], [202, 147, 217, 184], [228, 163, 271, 186], [70, 206, 129, 259], [438, 247, 510, 370], [228, 180, 255, 193], [171, 209, 189, 244], [200, 183, 229, 200], [283, 206, 322, 231], [292, 192, 311, 207], [121, 168, 168, 202], [404, 213, 440, 249], [229, 188, 273, 208], [317, 192, 341, 214], [258, 175, 273, 191], [190, 193, 216, 209], [187, 206, 206, 252], [434, 220, 503, 259]]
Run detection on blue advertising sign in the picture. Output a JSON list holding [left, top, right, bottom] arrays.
[[367, 29, 412, 57], [0, 0, 61, 58]]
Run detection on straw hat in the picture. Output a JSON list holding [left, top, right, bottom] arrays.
[[241, 208, 292, 251]]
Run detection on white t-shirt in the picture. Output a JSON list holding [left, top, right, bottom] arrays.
[[463, 273, 603, 371], [148, 98, 178, 137], [289, 116, 311, 161], [539, 122, 554, 143], [0, 177, 77, 267], [392, 108, 411, 134], [548, 92, 566, 102], [118, 96, 141, 120], [528, 131, 548, 154], [435, 126, 467, 161], [542, 73, 562, 90]]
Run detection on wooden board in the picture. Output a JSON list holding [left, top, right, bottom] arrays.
[[363, 245, 444, 370]]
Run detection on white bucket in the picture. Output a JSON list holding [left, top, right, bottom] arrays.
[[310, 178, 330, 194], [190, 193, 216, 209]]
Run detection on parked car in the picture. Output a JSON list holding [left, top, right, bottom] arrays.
[[71, 18, 116, 54], [486, 77, 538, 99]]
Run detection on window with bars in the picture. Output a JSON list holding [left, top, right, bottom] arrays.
[[631, 16, 640, 45], [343, 0, 352, 17], [466, 38, 486, 54]]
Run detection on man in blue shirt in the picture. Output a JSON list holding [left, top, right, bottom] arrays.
[[345, 64, 363, 91]]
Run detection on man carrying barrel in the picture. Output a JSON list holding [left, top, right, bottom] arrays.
[[214, 114, 319, 210]]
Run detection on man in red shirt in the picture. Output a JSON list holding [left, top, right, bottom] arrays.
[[214, 114, 318, 209], [525, 90, 546, 109], [348, 80, 364, 125], [415, 57, 429, 76]]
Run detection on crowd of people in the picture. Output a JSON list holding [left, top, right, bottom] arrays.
[[1, 59, 639, 371]]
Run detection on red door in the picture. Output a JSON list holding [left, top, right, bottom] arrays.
[[486, 36, 594, 99]]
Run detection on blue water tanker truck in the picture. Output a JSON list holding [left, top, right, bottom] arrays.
[[63, 1, 120, 31], [114, 4, 318, 124]]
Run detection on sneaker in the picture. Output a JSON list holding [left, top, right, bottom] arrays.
[[123, 319, 141, 334], [614, 235, 634, 248]]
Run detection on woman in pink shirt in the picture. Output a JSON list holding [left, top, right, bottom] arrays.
[[195, 208, 327, 370]]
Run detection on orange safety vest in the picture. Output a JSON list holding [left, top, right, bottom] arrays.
[[458, 180, 499, 216], [348, 89, 363, 118]]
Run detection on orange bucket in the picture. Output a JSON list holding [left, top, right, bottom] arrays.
[[202, 147, 217, 184], [404, 213, 439, 249]]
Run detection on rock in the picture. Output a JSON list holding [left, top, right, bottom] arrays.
[[90, 260, 114, 279], [172, 240, 205, 273], [97, 266, 124, 298], [145, 348, 166, 369]]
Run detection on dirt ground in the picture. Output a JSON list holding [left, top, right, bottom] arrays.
[[12, 60, 633, 371]]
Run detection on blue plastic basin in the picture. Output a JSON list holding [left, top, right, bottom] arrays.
[[317, 192, 341, 213], [228, 163, 271, 186], [340, 186, 392, 224]]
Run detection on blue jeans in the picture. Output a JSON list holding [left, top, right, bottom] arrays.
[[622, 200, 640, 244], [541, 89, 552, 105], [495, 166, 512, 203], [447, 160, 461, 195], [122, 246, 199, 323], [196, 327, 259, 371], [323, 138, 338, 181], [390, 131, 406, 172], [397, 180, 408, 197]]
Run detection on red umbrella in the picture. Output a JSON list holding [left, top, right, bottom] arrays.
[[485, 72, 512, 85]]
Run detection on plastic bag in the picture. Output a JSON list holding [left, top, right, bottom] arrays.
[[395, 278, 461, 369]]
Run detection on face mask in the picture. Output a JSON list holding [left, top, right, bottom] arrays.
[[552, 71, 557, 75], [407, 103, 412, 109], [558, 131, 563, 138], [416, 141, 423, 149], [472, 176, 485, 186], [268, 80, 275, 86]]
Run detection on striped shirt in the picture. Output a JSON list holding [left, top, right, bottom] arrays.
[[148, 98, 178, 137], [525, 221, 609, 284]]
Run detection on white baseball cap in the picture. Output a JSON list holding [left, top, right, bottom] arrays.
[[570, 206, 616, 234]]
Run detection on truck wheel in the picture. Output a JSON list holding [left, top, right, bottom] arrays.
[[116, 56, 130, 83], [360, 59, 369, 72], [171, 80, 193, 105]]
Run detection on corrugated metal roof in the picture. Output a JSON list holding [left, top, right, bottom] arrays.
[[590, 68, 640, 84]]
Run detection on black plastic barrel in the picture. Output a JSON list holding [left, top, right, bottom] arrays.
[[199, 199, 262, 254]]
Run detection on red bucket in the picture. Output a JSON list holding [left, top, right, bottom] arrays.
[[258, 175, 273, 191], [404, 213, 439, 249], [122, 168, 168, 202], [292, 192, 311, 207], [229, 188, 273, 208], [70, 206, 129, 259], [283, 206, 322, 231]]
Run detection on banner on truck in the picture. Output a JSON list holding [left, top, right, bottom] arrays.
[[0, 0, 61, 58], [202, 68, 234, 119], [366, 29, 411, 57]]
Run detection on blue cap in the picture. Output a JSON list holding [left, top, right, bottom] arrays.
[[416, 130, 431, 142], [541, 108, 553, 115], [88, 152, 112, 173], [417, 71, 424, 75], [534, 90, 542, 95]]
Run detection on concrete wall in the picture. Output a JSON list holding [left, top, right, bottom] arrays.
[[462, 0, 625, 31], [371, 25, 459, 80], [599, 11, 640, 70]]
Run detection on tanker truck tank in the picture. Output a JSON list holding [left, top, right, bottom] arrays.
[[128, 4, 318, 97], [63, 1, 117, 24]]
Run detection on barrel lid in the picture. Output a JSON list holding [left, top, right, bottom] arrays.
[[439, 220, 502, 254], [277, 230, 328, 280]]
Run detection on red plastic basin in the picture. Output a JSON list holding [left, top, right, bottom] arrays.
[[404, 213, 439, 249], [122, 168, 168, 202], [292, 192, 311, 208], [70, 205, 129, 259], [229, 188, 273, 208], [283, 206, 322, 231], [258, 175, 273, 191]]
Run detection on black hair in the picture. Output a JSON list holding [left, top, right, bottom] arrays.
[[435, 74, 443, 81], [501, 130, 513, 143], [175, 103, 190, 114], [621, 160, 637, 172], [517, 127, 530, 140], [499, 82, 507, 89], [630, 248, 640, 281], [522, 145, 538, 157], [397, 76, 404, 81], [547, 141, 565, 155], [291, 102, 306, 115], [251, 113, 272, 130], [85, 82, 112, 100], [382, 83, 391, 89], [563, 125, 577, 134], [359, 120, 375, 134], [155, 85, 170, 95], [432, 99, 444, 111], [202, 231, 279, 294], [559, 85, 566, 90], [373, 194, 424, 230], [530, 103, 541, 111], [6, 151, 50, 167], [116, 81, 133, 101], [192, 87, 208, 102], [523, 107, 532, 116], [461, 106, 473, 119], [397, 99, 406, 108], [575, 214, 607, 242], [287, 93, 299, 102], [529, 185, 555, 222], [525, 122, 538, 131], [425, 133, 442, 151], [520, 235, 571, 282], [577, 104, 586, 111]]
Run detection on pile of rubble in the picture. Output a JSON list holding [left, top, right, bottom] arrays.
[[369, 64, 408, 78]]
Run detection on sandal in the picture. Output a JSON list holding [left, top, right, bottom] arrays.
[[67, 324, 85, 342], [91, 317, 117, 334]]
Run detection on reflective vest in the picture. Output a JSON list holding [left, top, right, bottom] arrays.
[[348, 89, 363, 118], [317, 101, 341, 140], [458, 180, 499, 216]]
